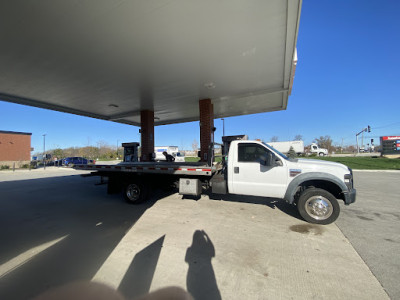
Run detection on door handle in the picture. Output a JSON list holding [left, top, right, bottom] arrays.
[[234, 167, 239, 173]]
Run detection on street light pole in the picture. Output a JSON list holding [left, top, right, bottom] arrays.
[[355, 125, 371, 153], [361, 131, 364, 149], [221, 118, 225, 137], [43, 134, 46, 170]]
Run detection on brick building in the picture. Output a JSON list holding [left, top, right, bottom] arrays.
[[0, 130, 32, 167]]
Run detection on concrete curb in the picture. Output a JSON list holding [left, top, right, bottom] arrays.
[[353, 169, 400, 173]]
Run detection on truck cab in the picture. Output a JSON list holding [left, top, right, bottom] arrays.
[[310, 143, 328, 156], [225, 140, 356, 224]]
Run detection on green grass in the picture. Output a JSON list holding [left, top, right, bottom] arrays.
[[185, 155, 400, 170], [184, 156, 223, 163], [304, 156, 400, 170], [185, 157, 201, 162]]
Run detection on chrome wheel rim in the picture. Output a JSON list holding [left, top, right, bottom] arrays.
[[126, 184, 140, 201], [305, 196, 333, 220]]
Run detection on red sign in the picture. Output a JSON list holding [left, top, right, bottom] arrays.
[[382, 136, 400, 140]]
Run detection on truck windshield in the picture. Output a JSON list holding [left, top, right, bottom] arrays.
[[262, 142, 289, 160]]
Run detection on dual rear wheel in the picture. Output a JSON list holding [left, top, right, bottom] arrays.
[[123, 181, 148, 204]]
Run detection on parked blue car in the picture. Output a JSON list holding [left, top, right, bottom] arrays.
[[63, 157, 94, 166]]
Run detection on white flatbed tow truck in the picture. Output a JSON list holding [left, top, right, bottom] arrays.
[[75, 136, 356, 225]]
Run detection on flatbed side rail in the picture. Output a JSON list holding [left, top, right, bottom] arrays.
[[74, 164, 214, 176]]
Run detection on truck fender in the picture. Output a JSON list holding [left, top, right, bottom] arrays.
[[284, 172, 348, 204]]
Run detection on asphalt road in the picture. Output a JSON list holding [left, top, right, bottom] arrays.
[[336, 170, 400, 299], [0, 168, 398, 299]]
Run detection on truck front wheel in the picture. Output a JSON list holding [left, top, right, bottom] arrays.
[[123, 181, 148, 204], [297, 188, 340, 225], [319, 152, 325, 156]]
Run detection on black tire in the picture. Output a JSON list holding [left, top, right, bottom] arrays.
[[123, 180, 148, 204], [319, 152, 325, 157], [297, 188, 340, 225]]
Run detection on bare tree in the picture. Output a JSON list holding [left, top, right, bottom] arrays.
[[52, 148, 64, 159], [192, 139, 199, 152], [270, 136, 279, 142], [344, 145, 357, 153], [97, 140, 113, 158], [294, 134, 303, 141]]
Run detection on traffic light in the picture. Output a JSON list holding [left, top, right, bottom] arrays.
[[368, 125, 371, 132]]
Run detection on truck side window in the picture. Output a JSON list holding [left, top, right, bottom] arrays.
[[238, 144, 269, 162]]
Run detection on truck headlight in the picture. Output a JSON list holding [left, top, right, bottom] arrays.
[[344, 169, 353, 190]]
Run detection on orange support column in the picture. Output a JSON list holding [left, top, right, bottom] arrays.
[[140, 110, 154, 162], [199, 99, 214, 162]]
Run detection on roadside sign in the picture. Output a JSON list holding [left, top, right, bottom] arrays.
[[380, 136, 400, 154]]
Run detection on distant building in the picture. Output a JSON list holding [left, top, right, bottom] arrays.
[[0, 130, 32, 167]]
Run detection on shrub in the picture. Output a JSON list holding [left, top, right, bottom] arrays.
[[1, 165, 10, 170], [21, 164, 30, 169], [287, 146, 297, 159]]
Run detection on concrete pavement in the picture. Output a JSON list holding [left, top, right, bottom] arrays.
[[92, 192, 388, 300], [336, 170, 400, 299], [0, 168, 391, 299]]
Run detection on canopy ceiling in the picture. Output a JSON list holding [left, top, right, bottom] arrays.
[[0, 0, 301, 126]]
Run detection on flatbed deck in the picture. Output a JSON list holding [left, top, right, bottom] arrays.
[[74, 161, 219, 176]]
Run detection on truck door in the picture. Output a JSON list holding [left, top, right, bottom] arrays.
[[230, 143, 288, 198]]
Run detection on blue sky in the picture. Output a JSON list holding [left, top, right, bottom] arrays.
[[1, 1, 400, 153]]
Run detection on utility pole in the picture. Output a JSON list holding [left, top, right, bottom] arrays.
[[117, 139, 119, 159], [221, 118, 225, 137], [43, 134, 46, 170], [356, 135, 359, 153], [361, 131, 364, 149], [341, 138, 344, 154]]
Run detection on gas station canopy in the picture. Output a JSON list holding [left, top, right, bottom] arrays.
[[0, 0, 301, 126]]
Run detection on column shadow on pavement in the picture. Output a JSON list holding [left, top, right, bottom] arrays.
[[118, 235, 165, 299]]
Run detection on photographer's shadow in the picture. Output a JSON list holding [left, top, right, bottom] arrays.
[[185, 230, 221, 300]]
